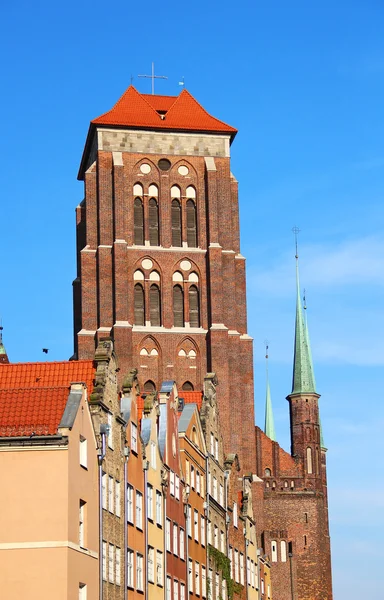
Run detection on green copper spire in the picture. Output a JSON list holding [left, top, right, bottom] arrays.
[[291, 230, 316, 394], [264, 344, 276, 441]]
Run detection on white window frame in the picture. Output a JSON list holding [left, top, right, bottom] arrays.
[[180, 582, 186, 600], [229, 546, 233, 578], [215, 572, 220, 600], [102, 541, 107, 581], [147, 484, 153, 520], [116, 547, 121, 586], [234, 549, 239, 583], [247, 557, 251, 586], [214, 525, 218, 549], [215, 438, 219, 460], [271, 540, 277, 562], [170, 471, 175, 496], [213, 477, 217, 501], [196, 471, 200, 494], [109, 476, 114, 513], [190, 465, 195, 489], [79, 500, 85, 548], [180, 528, 185, 560], [233, 502, 238, 528], [185, 459, 190, 484], [202, 565, 206, 598], [175, 475, 180, 500], [80, 436, 87, 468], [281, 540, 287, 562], [173, 523, 178, 556], [219, 484, 224, 507], [166, 519, 171, 551], [127, 485, 134, 523], [115, 480, 120, 517], [210, 433, 214, 455], [188, 560, 193, 592], [187, 505, 192, 537], [220, 530, 225, 553], [195, 562, 200, 596], [79, 583, 87, 600], [174, 579, 179, 600], [102, 472, 107, 510], [156, 551, 163, 586], [136, 491, 143, 529], [240, 553, 244, 585], [107, 413, 113, 449], [136, 553, 143, 591], [108, 543, 114, 583], [200, 515, 205, 547], [156, 490, 162, 525], [166, 576, 172, 600], [148, 547, 154, 583], [194, 509, 199, 542], [127, 549, 134, 588], [131, 422, 138, 453]]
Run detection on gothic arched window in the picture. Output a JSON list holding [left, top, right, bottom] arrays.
[[173, 285, 184, 327], [144, 380, 156, 393], [171, 200, 182, 247], [134, 197, 144, 245], [189, 285, 200, 328], [149, 284, 161, 326], [306, 447, 313, 474], [149, 198, 159, 246], [182, 381, 194, 391], [134, 284, 145, 325], [186, 200, 197, 247]]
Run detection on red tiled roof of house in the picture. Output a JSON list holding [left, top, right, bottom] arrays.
[[0, 386, 69, 437], [92, 86, 237, 136], [0, 360, 95, 393], [180, 391, 203, 410]]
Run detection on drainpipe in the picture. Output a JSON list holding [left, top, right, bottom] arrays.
[[224, 470, 229, 555], [143, 459, 149, 600], [123, 447, 130, 600], [289, 547, 295, 600], [256, 552, 261, 600], [184, 486, 190, 596], [205, 456, 210, 598], [244, 525, 249, 600], [98, 424, 109, 600], [163, 486, 167, 590]]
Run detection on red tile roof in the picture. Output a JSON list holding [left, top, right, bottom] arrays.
[[180, 391, 203, 410], [92, 86, 237, 136], [0, 360, 95, 393], [0, 387, 69, 437]]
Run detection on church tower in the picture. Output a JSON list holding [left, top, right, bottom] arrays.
[[73, 85, 255, 469]]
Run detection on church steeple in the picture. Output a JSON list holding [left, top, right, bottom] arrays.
[[264, 344, 276, 441], [0, 325, 9, 364], [292, 237, 316, 395]]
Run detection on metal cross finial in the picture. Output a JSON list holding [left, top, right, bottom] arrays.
[[292, 226, 301, 259], [138, 62, 168, 95], [303, 288, 307, 310], [264, 339, 269, 360]]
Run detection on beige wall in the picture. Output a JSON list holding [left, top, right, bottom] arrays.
[[0, 385, 99, 599]]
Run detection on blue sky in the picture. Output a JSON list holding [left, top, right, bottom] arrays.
[[1, 1, 383, 597]]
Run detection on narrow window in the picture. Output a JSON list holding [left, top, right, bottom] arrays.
[[102, 541, 107, 581], [136, 553, 143, 591], [136, 491, 143, 529], [108, 544, 114, 583], [182, 381, 194, 391], [149, 284, 161, 326], [147, 484, 153, 520], [174, 579, 179, 600], [171, 199, 182, 246], [173, 523, 178, 555], [116, 547, 121, 586], [156, 491, 162, 525], [202, 567, 206, 599], [127, 549, 134, 587], [79, 500, 86, 548], [108, 476, 114, 513], [102, 472, 107, 509], [281, 540, 287, 562], [149, 198, 159, 246], [167, 576, 172, 600], [271, 540, 277, 562], [127, 485, 133, 523], [195, 562, 200, 596], [148, 547, 154, 583], [134, 284, 145, 326], [115, 481, 120, 518], [189, 285, 200, 327], [79, 436, 87, 468], [79, 583, 87, 600], [173, 285, 184, 327], [134, 197, 144, 245], [186, 199, 197, 247], [156, 551, 163, 585], [307, 447, 313, 474], [180, 528, 185, 559]]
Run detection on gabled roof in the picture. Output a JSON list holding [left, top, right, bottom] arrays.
[[0, 386, 69, 437], [92, 86, 237, 136], [0, 360, 95, 393]]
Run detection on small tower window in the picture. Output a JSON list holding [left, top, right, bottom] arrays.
[[134, 284, 145, 326], [149, 198, 159, 246], [173, 285, 184, 327], [271, 541, 277, 562], [134, 198, 144, 245], [149, 284, 161, 326], [144, 380, 156, 393], [306, 447, 313, 474], [189, 285, 200, 328], [171, 200, 182, 247], [182, 381, 194, 391], [280, 541, 287, 562], [264, 468, 271, 477], [186, 200, 197, 247]]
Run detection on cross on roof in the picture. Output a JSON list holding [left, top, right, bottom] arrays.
[[138, 62, 168, 95]]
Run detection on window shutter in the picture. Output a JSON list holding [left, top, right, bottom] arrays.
[[149, 284, 161, 326], [186, 200, 197, 247], [189, 285, 199, 327], [171, 200, 182, 247], [173, 285, 184, 327], [134, 284, 145, 325], [134, 198, 144, 245], [149, 198, 159, 246]]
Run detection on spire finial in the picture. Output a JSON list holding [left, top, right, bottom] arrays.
[[0, 320, 9, 364], [291, 228, 316, 395], [264, 341, 276, 441]]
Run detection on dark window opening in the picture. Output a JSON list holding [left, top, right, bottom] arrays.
[[134, 284, 145, 326], [189, 285, 200, 328], [171, 200, 182, 247], [173, 285, 184, 327], [134, 198, 144, 245], [186, 200, 197, 247]]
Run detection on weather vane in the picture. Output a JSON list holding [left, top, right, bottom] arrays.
[[138, 62, 168, 95], [292, 225, 301, 259]]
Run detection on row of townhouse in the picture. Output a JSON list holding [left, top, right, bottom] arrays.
[[0, 339, 271, 600]]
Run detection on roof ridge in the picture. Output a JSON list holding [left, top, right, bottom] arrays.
[[172, 89, 236, 131], [0, 359, 94, 366], [0, 385, 71, 392]]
